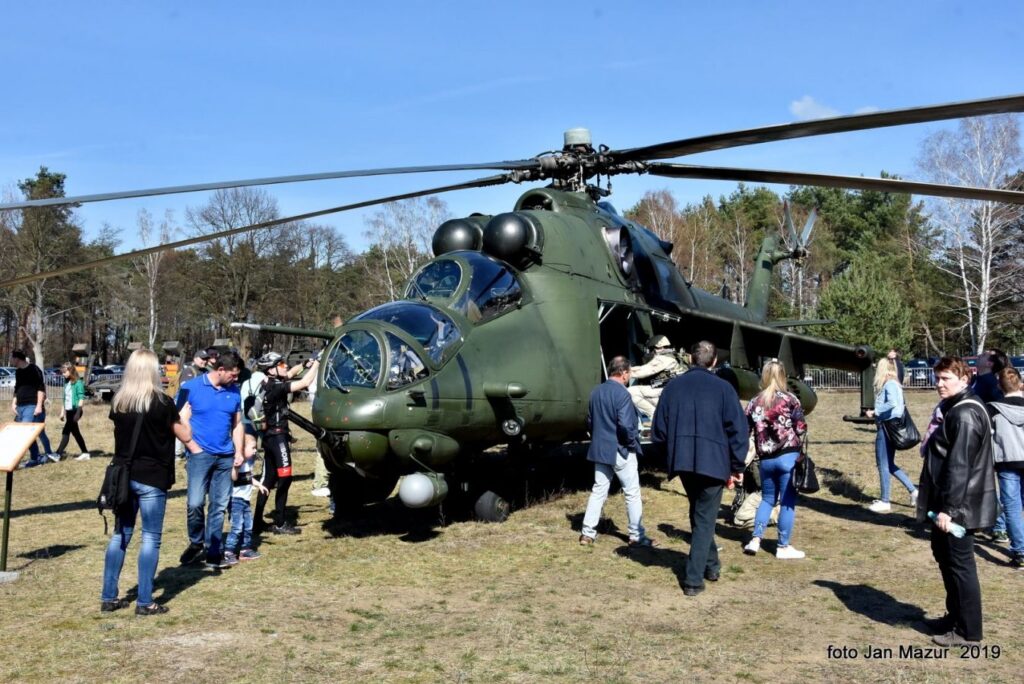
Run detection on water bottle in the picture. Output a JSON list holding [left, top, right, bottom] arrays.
[[928, 511, 966, 538]]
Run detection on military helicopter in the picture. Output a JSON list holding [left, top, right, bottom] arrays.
[[3, 94, 1024, 521]]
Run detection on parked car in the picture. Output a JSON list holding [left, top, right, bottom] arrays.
[[1012, 356, 1024, 372], [103, 364, 125, 374], [0, 366, 15, 390], [963, 356, 979, 375], [904, 358, 934, 385]]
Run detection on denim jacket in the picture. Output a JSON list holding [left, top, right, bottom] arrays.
[[874, 379, 905, 421]]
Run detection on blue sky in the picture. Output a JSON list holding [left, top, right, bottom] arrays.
[[2, 2, 1022, 253]]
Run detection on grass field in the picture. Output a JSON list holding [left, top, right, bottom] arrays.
[[0, 391, 1021, 683]]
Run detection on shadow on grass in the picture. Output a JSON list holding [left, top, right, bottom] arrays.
[[813, 580, 927, 634], [564, 512, 627, 542], [817, 466, 872, 503], [322, 499, 442, 543], [614, 544, 690, 592], [10, 543, 87, 571], [12, 487, 186, 519], [800, 491, 920, 530], [130, 562, 222, 606], [972, 540, 1017, 568]]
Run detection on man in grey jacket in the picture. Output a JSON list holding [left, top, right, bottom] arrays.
[[987, 367, 1024, 567], [918, 356, 996, 647]]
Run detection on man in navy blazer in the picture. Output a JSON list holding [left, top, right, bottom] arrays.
[[579, 356, 655, 547], [652, 340, 748, 595]]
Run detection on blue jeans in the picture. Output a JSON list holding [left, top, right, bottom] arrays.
[[754, 451, 799, 546], [581, 452, 646, 541], [225, 496, 253, 552], [15, 404, 52, 460], [101, 481, 167, 606], [185, 450, 234, 560], [996, 470, 1024, 554], [875, 428, 916, 502]]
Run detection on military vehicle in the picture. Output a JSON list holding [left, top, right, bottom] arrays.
[[3, 94, 1024, 520]]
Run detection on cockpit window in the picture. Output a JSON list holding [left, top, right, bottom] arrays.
[[385, 333, 428, 390], [354, 302, 461, 364], [406, 259, 463, 301], [323, 330, 381, 390], [451, 252, 522, 323]]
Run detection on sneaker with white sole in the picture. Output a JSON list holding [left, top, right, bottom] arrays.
[[776, 545, 806, 560], [75, 452, 91, 461], [868, 500, 892, 513], [46, 452, 61, 463], [744, 538, 760, 555], [910, 489, 919, 508], [310, 487, 331, 497]]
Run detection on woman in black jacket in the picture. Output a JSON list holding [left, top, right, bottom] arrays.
[[100, 349, 191, 616], [917, 356, 996, 647]]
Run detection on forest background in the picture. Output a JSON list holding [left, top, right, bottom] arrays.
[[1, 115, 1022, 369]]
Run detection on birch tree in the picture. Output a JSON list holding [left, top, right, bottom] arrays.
[[917, 115, 1023, 353], [363, 197, 450, 300], [133, 209, 175, 349]]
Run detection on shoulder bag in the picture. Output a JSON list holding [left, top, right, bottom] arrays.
[[793, 430, 820, 494], [97, 412, 144, 532], [882, 409, 921, 451]]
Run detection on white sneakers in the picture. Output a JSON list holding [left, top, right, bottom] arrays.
[[310, 487, 331, 497], [46, 452, 60, 463], [75, 452, 91, 461], [868, 500, 892, 513], [910, 489, 919, 508], [776, 545, 806, 560], [745, 537, 805, 559]]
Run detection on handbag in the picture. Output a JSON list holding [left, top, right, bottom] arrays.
[[793, 431, 820, 494], [881, 409, 921, 451], [97, 413, 143, 532]]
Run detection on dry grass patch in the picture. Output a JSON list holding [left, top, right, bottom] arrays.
[[0, 393, 1022, 682]]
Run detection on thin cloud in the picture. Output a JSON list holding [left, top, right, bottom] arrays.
[[854, 105, 880, 115], [789, 95, 840, 120]]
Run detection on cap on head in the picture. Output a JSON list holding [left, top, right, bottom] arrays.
[[256, 351, 284, 370], [649, 335, 671, 350], [195, 350, 210, 360], [11, 349, 27, 361], [204, 347, 221, 361]]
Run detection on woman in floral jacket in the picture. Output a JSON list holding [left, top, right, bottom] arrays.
[[743, 360, 808, 560]]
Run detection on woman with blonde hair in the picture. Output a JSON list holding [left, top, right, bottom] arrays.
[[743, 359, 808, 559], [100, 348, 191, 616], [55, 362, 90, 461], [865, 356, 918, 513]]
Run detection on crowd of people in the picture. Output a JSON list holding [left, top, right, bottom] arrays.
[[7, 341, 1023, 645], [7, 345, 321, 615], [581, 341, 1018, 647]]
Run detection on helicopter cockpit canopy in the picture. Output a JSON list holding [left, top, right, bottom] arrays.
[[355, 301, 462, 365], [405, 251, 522, 324], [323, 302, 462, 393]]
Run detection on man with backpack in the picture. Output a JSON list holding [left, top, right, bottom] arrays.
[[250, 351, 319, 535]]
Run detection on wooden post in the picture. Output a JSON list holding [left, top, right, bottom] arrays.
[[0, 422, 46, 583]]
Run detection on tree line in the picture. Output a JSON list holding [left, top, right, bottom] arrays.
[[1, 116, 1021, 369]]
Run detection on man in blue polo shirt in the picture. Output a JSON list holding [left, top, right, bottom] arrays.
[[177, 350, 244, 569]]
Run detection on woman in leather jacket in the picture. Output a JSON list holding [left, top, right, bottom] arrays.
[[916, 356, 996, 646]]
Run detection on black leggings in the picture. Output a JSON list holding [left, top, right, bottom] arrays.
[[57, 407, 88, 454], [255, 432, 292, 527]]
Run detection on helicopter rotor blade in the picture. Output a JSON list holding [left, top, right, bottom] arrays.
[[782, 200, 799, 245], [800, 207, 818, 246], [647, 163, 1024, 205], [0, 160, 540, 211], [0, 174, 512, 290], [614, 93, 1024, 162]]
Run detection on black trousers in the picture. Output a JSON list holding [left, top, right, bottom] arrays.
[[930, 525, 983, 640], [255, 432, 293, 527], [57, 407, 88, 454], [679, 472, 725, 589]]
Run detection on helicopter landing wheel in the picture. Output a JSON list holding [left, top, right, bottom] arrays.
[[473, 490, 510, 523]]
